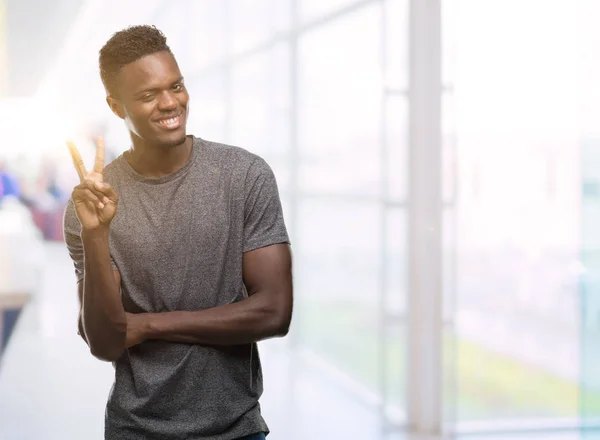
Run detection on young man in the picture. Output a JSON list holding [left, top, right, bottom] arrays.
[[63, 25, 293, 440]]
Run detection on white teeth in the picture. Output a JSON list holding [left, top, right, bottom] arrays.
[[159, 116, 178, 126]]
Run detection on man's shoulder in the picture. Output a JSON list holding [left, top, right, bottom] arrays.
[[102, 155, 125, 180], [197, 137, 264, 171]]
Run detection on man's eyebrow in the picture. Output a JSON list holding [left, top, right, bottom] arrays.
[[134, 86, 158, 96], [134, 77, 185, 96]]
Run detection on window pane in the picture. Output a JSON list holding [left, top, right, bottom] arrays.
[[186, 69, 226, 142], [579, 0, 600, 138], [384, 208, 407, 317], [231, 52, 269, 151], [385, 95, 408, 202], [185, 0, 227, 73], [383, 0, 408, 91], [230, 45, 291, 191], [298, 4, 382, 197], [447, 0, 580, 425], [383, 321, 407, 422], [295, 199, 382, 396], [443, 207, 456, 324], [231, 0, 291, 54], [442, 0, 456, 86], [299, 0, 358, 23], [443, 92, 456, 205], [580, 0, 600, 424], [383, 208, 408, 415], [152, 2, 189, 59], [580, 141, 600, 424]]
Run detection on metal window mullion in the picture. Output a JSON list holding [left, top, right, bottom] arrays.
[[379, 0, 403, 434], [288, 0, 300, 350], [379, 0, 391, 427], [407, 0, 443, 435], [282, 0, 301, 433]]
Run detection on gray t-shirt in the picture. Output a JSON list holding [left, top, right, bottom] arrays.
[[63, 136, 289, 440]]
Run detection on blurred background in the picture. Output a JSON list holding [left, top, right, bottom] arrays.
[[0, 0, 599, 439]]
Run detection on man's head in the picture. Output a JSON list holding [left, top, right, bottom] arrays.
[[99, 25, 189, 148]]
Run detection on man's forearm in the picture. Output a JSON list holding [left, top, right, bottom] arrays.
[[142, 292, 290, 346], [82, 228, 127, 360]]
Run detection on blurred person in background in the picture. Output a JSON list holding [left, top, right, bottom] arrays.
[[0, 160, 21, 201], [63, 25, 293, 440]]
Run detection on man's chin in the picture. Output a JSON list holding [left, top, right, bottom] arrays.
[[158, 130, 188, 148]]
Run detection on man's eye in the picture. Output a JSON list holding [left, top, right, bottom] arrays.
[[141, 94, 154, 102], [173, 84, 183, 92]]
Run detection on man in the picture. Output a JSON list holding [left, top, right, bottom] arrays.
[[63, 25, 293, 440]]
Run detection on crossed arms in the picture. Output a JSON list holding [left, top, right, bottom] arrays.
[[78, 228, 293, 362]]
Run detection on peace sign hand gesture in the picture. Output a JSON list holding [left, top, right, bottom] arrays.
[[67, 137, 119, 232]]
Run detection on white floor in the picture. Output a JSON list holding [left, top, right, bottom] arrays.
[[0, 242, 596, 440]]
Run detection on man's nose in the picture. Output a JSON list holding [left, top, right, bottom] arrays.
[[158, 91, 177, 111]]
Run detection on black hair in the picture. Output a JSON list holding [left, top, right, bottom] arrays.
[[99, 25, 171, 96]]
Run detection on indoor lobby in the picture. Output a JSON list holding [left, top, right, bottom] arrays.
[[1, 0, 599, 439]]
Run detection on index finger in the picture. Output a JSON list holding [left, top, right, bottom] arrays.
[[93, 136, 105, 174], [66, 140, 87, 182]]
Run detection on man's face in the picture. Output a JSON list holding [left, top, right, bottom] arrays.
[[111, 51, 189, 148]]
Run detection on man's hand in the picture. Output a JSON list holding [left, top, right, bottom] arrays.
[[125, 313, 152, 348], [67, 137, 119, 232]]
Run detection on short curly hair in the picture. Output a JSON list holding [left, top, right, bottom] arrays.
[[99, 25, 172, 97]]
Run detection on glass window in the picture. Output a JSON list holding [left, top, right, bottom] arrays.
[[151, 2, 190, 59], [298, 4, 382, 197], [445, 0, 581, 426], [579, 0, 600, 423], [383, 321, 407, 423], [185, 0, 227, 73], [384, 208, 407, 317], [442, 0, 456, 87], [230, 52, 270, 152], [382, 206, 408, 421], [385, 95, 408, 202], [186, 68, 227, 142], [442, 92, 456, 205], [230, 44, 291, 191], [579, 0, 600, 139], [295, 198, 383, 394], [299, 0, 357, 23], [231, 0, 291, 54], [383, 0, 409, 92]]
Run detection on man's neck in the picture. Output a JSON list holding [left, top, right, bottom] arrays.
[[125, 135, 193, 178]]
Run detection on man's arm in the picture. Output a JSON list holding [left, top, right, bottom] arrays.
[[66, 138, 126, 361], [79, 229, 127, 361], [129, 243, 293, 346], [77, 267, 122, 345]]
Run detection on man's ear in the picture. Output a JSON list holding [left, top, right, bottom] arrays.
[[106, 96, 125, 119]]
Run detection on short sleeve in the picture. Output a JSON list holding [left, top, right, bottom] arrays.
[[63, 199, 118, 281], [243, 156, 290, 253]]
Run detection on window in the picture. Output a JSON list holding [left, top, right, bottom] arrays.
[[300, 0, 359, 23], [186, 69, 227, 142], [185, 0, 227, 74], [231, 0, 291, 54], [444, 0, 581, 427], [298, 4, 381, 197], [230, 44, 291, 191]]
